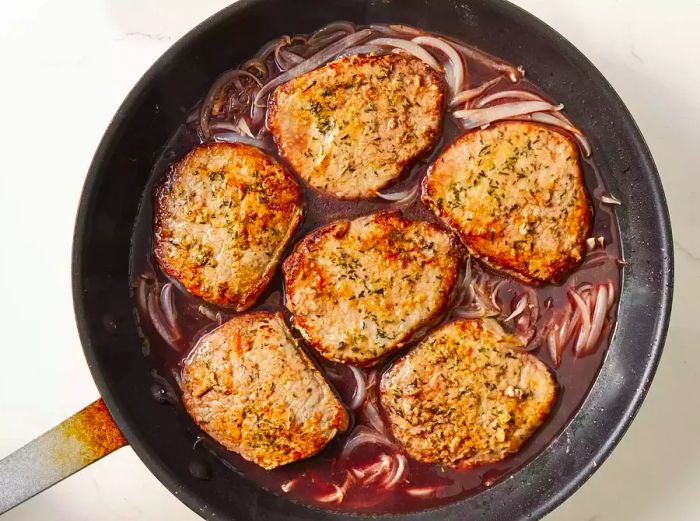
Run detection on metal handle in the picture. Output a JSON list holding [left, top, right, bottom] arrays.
[[0, 399, 127, 515]]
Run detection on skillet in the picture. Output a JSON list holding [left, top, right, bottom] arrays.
[[0, 0, 673, 519]]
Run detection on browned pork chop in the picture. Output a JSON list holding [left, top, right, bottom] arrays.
[[422, 121, 591, 284], [381, 319, 556, 468], [283, 211, 463, 366], [268, 53, 445, 198], [153, 142, 302, 309], [181, 311, 348, 470]]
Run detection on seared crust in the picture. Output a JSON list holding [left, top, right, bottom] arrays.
[[380, 319, 556, 468], [283, 211, 463, 367], [422, 122, 591, 284], [181, 311, 348, 470], [268, 53, 445, 199], [153, 143, 303, 309]]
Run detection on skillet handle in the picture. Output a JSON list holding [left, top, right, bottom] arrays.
[[0, 399, 126, 514]]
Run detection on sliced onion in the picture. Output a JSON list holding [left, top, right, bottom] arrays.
[[565, 305, 581, 342], [450, 77, 502, 107], [309, 21, 356, 42], [198, 305, 219, 322], [315, 471, 353, 504], [348, 365, 367, 410], [211, 132, 269, 149], [367, 369, 380, 390], [281, 478, 301, 492], [341, 427, 395, 459], [254, 29, 372, 107], [558, 313, 571, 348], [447, 39, 523, 82], [352, 455, 392, 482], [303, 31, 349, 55], [369, 38, 441, 70], [406, 486, 441, 497], [581, 284, 609, 356], [236, 117, 254, 138], [315, 484, 345, 504], [242, 57, 267, 78], [147, 289, 181, 349], [159, 283, 180, 332], [504, 294, 528, 322], [598, 192, 622, 205], [547, 327, 560, 367], [475, 89, 547, 108], [489, 280, 506, 312], [275, 43, 305, 71], [376, 183, 419, 205], [569, 289, 592, 355], [199, 69, 262, 139], [454, 101, 563, 129], [382, 454, 408, 488], [255, 37, 283, 61], [413, 36, 465, 94]]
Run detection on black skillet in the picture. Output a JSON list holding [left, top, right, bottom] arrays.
[[0, 0, 673, 519]]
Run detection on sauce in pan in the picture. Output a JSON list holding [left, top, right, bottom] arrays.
[[129, 22, 621, 513]]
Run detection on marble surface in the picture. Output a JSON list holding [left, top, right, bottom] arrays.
[[0, 1, 697, 519]]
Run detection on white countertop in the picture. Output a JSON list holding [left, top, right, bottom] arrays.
[[0, 1, 697, 519]]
